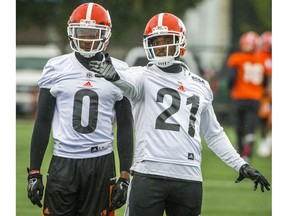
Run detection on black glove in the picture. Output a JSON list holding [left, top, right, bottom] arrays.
[[89, 53, 120, 82], [235, 164, 270, 192], [27, 168, 44, 208], [109, 177, 129, 211]]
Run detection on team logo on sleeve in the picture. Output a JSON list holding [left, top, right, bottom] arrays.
[[191, 75, 205, 84]]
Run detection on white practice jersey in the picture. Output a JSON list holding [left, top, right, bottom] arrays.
[[114, 64, 246, 181], [38, 52, 128, 159]]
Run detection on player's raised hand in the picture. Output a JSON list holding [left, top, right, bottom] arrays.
[[109, 177, 129, 211], [88, 59, 102, 73], [27, 168, 44, 208], [235, 164, 270, 192], [89, 53, 120, 82]]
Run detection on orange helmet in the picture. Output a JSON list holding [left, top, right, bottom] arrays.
[[143, 13, 186, 67], [259, 31, 272, 52], [239, 31, 259, 52], [67, 3, 112, 57]]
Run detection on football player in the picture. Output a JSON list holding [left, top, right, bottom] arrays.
[[226, 31, 268, 162], [27, 3, 133, 216], [91, 13, 270, 216], [256, 31, 272, 157]]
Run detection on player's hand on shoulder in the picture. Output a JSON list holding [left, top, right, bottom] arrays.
[[109, 177, 129, 211], [27, 168, 44, 208], [89, 53, 120, 82], [235, 164, 270, 192]]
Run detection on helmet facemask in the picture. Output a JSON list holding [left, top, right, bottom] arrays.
[[67, 20, 111, 58]]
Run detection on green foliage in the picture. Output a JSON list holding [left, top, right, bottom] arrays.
[[16, 0, 272, 53], [110, 0, 202, 45], [16, 0, 202, 48], [232, 0, 271, 48], [16, 119, 271, 216]]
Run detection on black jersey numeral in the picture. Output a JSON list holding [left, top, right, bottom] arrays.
[[72, 89, 99, 134], [156, 88, 181, 131], [155, 88, 199, 137], [186, 94, 199, 137]]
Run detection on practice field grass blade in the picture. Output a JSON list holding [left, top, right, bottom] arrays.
[[16, 119, 271, 216]]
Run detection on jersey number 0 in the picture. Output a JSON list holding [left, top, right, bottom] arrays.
[[72, 89, 99, 134]]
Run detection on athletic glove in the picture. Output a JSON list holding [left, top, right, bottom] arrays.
[[235, 164, 270, 192], [27, 168, 44, 208], [109, 177, 129, 211], [89, 53, 120, 82]]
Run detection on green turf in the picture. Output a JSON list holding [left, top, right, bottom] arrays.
[[16, 119, 271, 216]]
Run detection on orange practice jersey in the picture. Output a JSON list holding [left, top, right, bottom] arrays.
[[227, 52, 266, 100], [258, 93, 272, 119], [256, 50, 272, 123], [256, 50, 272, 76]]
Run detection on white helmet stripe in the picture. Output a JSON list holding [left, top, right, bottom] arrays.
[[86, 3, 93, 20], [158, 13, 164, 26]]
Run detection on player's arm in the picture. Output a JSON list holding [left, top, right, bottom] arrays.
[[29, 88, 55, 170], [262, 73, 268, 88], [115, 96, 133, 178], [200, 103, 246, 170], [200, 104, 270, 192], [226, 66, 237, 90], [27, 88, 56, 208], [109, 96, 134, 211]]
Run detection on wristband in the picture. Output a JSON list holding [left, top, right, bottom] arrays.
[[29, 169, 41, 174]]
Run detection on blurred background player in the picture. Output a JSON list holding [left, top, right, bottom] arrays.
[[26, 3, 133, 216], [226, 31, 269, 163], [256, 31, 272, 157], [92, 13, 270, 216]]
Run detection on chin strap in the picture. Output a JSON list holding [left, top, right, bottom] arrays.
[[154, 59, 174, 67], [147, 60, 190, 72], [77, 51, 105, 60], [79, 51, 100, 58]]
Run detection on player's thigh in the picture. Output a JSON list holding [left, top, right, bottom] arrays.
[[128, 174, 166, 216], [79, 153, 116, 216], [43, 156, 79, 216], [245, 100, 260, 132], [165, 180, 202, 216]]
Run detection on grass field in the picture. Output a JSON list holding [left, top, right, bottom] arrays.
[[16, 118, 272, 216]]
